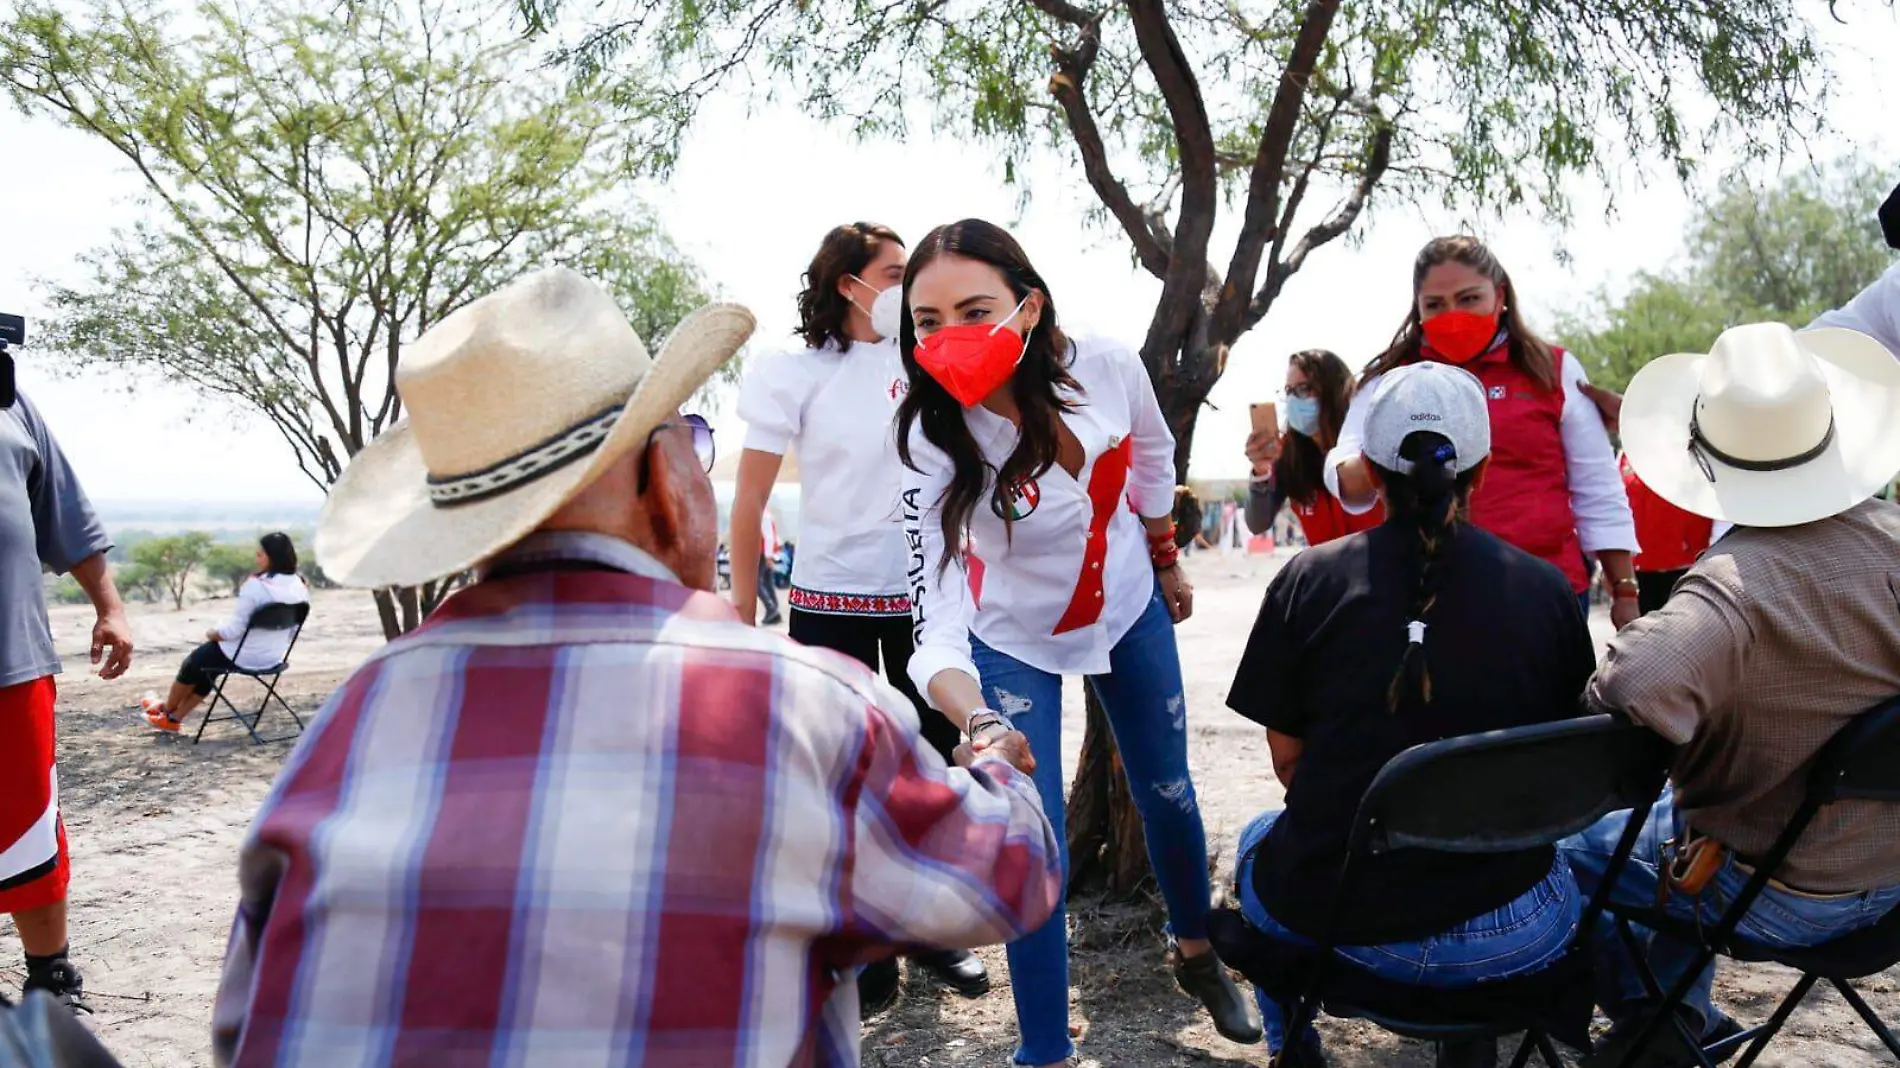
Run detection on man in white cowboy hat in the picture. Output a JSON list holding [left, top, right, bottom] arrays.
[[1557, 322, 1900, 1067], [209, 268, 1061, 1068]]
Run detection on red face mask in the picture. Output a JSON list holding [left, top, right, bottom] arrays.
[[1420, 309, 1500, 365], [913, 295, 1033, 408]]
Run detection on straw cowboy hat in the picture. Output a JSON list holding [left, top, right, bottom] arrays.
[[1622, 322, 1900, 528], [316, 267, 754, 588]]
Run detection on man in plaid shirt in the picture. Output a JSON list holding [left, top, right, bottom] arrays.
[[212, 269, 1061, 1067]]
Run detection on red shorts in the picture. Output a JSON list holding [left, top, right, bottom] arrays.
[[0, 676, 67, 913]]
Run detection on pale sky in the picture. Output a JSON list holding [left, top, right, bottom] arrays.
[[4, 10, 1897, 507]]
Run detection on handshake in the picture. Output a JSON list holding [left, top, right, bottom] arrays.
[[952, 708, 1036, 775]]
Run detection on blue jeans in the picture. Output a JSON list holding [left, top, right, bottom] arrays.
[[1559, 792, 1900, 1033], [1235, 810, 1582, 1053], [971, 589, 1211, 1066]]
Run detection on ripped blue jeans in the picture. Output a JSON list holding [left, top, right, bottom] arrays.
[[971, 587, 1211, 1066]]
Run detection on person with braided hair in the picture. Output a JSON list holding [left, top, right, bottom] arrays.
[[1225, 363, 1597, 1068]]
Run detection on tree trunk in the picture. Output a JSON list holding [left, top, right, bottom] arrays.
[[1063, 343, 1211, 898], [370, 574, 472, 640], [1066, 687, 1152, 896]]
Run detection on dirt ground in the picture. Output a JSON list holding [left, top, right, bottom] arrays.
[[2, 551, 1895, 1066]]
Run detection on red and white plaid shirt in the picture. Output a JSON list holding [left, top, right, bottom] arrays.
[[213, 532, 1061, 1067]]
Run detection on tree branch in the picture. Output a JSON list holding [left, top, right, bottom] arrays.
[[1039, 9, 1170, 279], [1210, 0, 1343, 344], [1125, 0, 1218, 371], [1246, 119, 1393, 331]]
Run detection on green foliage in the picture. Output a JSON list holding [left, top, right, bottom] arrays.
[[290, 535, 336, 590], [518, 0, 1880, 480], [521, 0, 1835, 218], [113, 564, 164, 605], [1, 0, 719, 499], [1560, 157, 1895, 393], [203, 542, 259, 597], [46, 574, 91, 605], [127, 531, 214, 610]]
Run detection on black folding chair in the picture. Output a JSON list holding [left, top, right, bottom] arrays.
[[1210, 714, 1673, 1068], [191, 601, 311, 745], [1604, 695, 1900, 1068]]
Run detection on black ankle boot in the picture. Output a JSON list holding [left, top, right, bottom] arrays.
[[22, 953, 90, 1015], [1174, 949, 1262, 1044], [856, 957, 900, 1015], [909, 948, 991, 998]]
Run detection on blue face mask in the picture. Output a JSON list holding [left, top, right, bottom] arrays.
[[1285, 395, 1322, 438]]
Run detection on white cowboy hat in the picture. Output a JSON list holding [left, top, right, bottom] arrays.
[[1622, 322, 1900, 528], [316, 267, 754, 588]]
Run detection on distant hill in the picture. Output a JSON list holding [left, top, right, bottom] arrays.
[[94, 499, 321, 538]]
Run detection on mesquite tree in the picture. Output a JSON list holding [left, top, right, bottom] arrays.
[[3, 0, 713, 638], [519, 0, 1875, 893]]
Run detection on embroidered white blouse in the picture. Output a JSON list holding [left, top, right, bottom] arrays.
[[903, 334, 1177, 707], [738, 337, 914, 604]]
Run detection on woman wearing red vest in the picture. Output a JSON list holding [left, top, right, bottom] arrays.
[[1326, 236, 1642, 628], [1243, 349, 1386, 544]]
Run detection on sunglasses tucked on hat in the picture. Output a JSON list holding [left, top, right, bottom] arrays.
[[316, 267, 754, 589], [1361, 361, 1493, 474], [1621, 323, 1900, 529]]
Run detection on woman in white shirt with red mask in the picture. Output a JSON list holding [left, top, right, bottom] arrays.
[[731, 221, 990, 1006], [897, 219, 1258, 1066]]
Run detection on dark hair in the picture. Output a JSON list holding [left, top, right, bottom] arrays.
[[796, 222, 904, 350], [1371, 431, 1482, 712], [259, 532, 298, 576], [1361, 236, 1559, 393], [1273, 349, 1356, 505], [895, 219, 1079, 570]]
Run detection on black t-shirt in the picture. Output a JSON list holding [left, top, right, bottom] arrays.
[[1226, 520, 1596, 946]]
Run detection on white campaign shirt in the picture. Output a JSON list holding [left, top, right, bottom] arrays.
[[215, 572, 310, 671], [738, 337, 912, 598], [1321, 351, 1639, 553], [1809, 260, 1900, 357], [903, 335, 1177, 706]]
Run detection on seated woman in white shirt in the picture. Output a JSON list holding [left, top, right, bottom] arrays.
[[897, 218, 1258, 1067], [142, 533, 309, 733]]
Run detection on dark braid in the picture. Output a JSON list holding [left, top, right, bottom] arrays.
[[1371, 431, 1479, 712]]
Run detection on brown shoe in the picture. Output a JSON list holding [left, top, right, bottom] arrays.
[[1174, 948, 1262, 1044]]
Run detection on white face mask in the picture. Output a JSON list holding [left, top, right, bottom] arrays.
[[849, 275, 905, 341]]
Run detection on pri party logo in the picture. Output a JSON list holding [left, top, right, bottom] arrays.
[[991, 476, 1041, 521]]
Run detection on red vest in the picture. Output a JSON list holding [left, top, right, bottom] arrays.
[[1621, 454, 1712, 572], [1420, 342, 1587, 592], [1291, 488, 1385, 546]]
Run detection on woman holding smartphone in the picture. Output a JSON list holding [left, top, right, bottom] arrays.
[[897, 218, 1257, 1067], [1243, 349, 1385, 544]]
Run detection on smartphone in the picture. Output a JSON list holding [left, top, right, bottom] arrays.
[[1249, 400, 1277, 436]]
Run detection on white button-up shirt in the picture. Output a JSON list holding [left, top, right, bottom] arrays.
[[738, 338, 913, 602], [903, 335, 1177, 706]]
